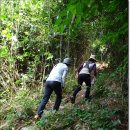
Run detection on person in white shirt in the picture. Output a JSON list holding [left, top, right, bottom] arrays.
[[35, 58, 71, 119], [70, 55, 97, 103]]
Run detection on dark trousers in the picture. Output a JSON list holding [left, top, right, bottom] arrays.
[[37, 81, 62, 116], [73, 74, 91, 99]]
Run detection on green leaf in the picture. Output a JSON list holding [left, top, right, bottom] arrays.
[[98, 128, 103, 130], [0, 46, 8, 58], [0, 15, 6, 19]]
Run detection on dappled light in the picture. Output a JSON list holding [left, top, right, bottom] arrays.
[[0, 0, 128, 130]]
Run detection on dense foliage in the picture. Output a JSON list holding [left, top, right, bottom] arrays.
[[0, 0, 128, 129]]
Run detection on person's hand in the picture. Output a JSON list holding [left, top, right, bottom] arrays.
[[91, 78, 96, 86]]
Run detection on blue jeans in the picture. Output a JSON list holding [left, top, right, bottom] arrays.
[[37, 81, 62, 116]]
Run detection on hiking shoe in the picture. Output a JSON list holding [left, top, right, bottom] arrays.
[[85, 96, 91, 102], [70, 96, 75, 104], [34, 114, 41, 120]]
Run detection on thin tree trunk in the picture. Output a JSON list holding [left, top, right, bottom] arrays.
[[60, 35, 63, 60], [67, 14, 75, 56]]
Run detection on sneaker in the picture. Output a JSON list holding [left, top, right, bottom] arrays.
[[85, 96, 91, 102], [34, 114, 41, 120], [70, 96, 75, 104]]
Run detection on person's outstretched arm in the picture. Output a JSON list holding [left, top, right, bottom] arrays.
[[91, 64, 97, 86]]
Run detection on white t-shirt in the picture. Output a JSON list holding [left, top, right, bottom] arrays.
[[46, 63, 68, 87]]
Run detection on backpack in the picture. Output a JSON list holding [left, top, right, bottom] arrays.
[[83, 61, 95, 73]]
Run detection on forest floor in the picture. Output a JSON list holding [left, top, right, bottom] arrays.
[[0, 62, 128, 130], [15, 62, 108, 129], [16, 88, 127, 130], [16, 89, 90, 130]]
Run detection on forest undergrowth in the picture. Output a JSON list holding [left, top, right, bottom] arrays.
[[0, 0, 128, 129], [0, 64, 128, 130]]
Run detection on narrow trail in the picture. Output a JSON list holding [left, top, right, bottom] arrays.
[[14, 62, 108, 130], [17, 89, 88, 130]]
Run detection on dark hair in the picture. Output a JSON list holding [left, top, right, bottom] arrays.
[[89, 58, 96, 62]]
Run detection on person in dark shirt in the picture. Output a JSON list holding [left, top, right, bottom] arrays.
[[70, 55, 97, 103]]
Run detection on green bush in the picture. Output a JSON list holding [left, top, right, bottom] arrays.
[[94, 73, 110, 97], [64, 72, 77, 93], [1, 88, 40, 129]]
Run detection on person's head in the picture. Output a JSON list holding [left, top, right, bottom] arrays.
[[63, 58, 72, 66], [89, 55, 96, 62]]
